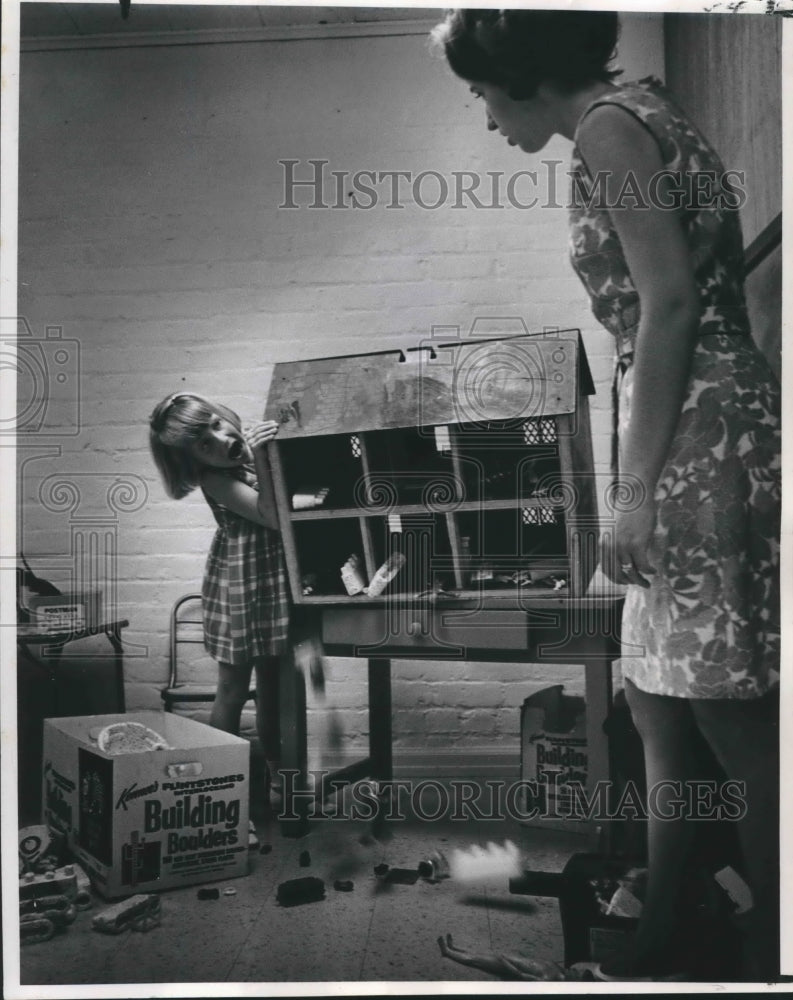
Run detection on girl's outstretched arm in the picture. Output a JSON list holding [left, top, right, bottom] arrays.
[[201, 420, 281, 530]]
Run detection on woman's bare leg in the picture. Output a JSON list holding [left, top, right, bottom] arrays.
[[692, 691, 780, 980], [615, 680, 710, 971]]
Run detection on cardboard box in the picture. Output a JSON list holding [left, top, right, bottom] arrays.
[[519, 685, 589, 831], [28, 589, 103, 632], [42, 711, 250, 898]]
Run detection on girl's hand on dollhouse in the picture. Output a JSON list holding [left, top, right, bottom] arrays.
[[245, 420, 280, 453], [600, 500, 657, 589]]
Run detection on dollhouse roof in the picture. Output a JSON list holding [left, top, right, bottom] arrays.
[[265, 331, 593, 440]]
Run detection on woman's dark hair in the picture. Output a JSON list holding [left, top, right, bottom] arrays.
[[431, 9, 621, 99]]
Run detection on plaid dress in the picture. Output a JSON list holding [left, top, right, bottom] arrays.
[[201, 465, 290, 665]]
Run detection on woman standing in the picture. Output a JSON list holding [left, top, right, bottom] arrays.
[[432, 9, 780, 981]]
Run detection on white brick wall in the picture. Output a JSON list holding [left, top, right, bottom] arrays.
[[17, 17, 663, 769]]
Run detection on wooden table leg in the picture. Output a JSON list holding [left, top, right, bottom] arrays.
[[106, 627, 126, 713], [583, 657, 614, 853], [368, 657, 392, 784], [368, 657, 392, 839], [47, 645, 63, 716]]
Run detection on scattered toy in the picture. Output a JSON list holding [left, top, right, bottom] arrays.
[[20, 915, 56, 945], [449, 841, 521, 883], [19, 865, 78, 901], [605, 884, 643, 918], [373, 863, 390, 880], [74, 890, 93, 911], [294, 631, 325, 694], [70, 863, 93, 909], [276, 876, 326, 907], [197, 888, 220, 900], [438, 934, 594, 981], [333, 880, 354, 892], [18, 825, 67, 874], [20, 894, 76, 928], [384, 868, 420, 886], [418, 850, 451, 882], [223, 887, 237, 896], [91, 894, 161, 934], [299, 850, 311, 867]]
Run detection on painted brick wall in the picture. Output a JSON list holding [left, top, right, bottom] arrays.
[[17, 17, 664, 773]]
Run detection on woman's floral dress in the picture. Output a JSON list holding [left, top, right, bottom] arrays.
[[569, 78, 780, 699]]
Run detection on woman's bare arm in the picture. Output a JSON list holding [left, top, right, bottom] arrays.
[[577, 104, 700, 584]]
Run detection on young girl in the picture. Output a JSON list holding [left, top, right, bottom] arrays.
[[149, 392, 290, 806], [432, 9, 780, 982]]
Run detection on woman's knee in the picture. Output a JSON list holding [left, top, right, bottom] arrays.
[[691, 689, 778, 737], [691, 691, 779, 782], [624, 679, 697, 745]]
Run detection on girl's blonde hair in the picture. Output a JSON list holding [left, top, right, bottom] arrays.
[[149, 392, 243, 499]]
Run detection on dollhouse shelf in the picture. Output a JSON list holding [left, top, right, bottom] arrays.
[[265, 330, 598, 605]]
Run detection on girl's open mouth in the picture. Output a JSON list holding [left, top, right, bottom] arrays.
[[228, 439, 244, 460]]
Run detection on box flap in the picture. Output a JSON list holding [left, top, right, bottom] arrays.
[[44, 711, 248, 752]]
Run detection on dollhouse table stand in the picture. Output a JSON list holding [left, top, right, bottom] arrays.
[[278, 594, 623, 840], [264, 332, 624, 842]]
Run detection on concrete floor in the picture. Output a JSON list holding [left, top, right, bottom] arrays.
[[19, 802, 588, 988]]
